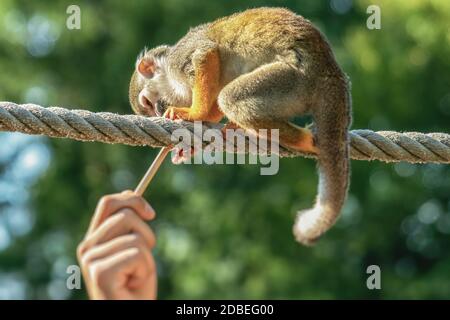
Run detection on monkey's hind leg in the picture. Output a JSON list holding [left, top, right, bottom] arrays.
[[218, 61, 318, 154]]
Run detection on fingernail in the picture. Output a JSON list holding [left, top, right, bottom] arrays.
[[145, 202, 155, 216]]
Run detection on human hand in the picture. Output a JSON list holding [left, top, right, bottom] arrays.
[[77, 191, 157, 300]]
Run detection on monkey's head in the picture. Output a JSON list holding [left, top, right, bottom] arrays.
[[129, 45, 171, 117]]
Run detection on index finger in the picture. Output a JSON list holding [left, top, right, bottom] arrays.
[[87, 190, 155, 235]]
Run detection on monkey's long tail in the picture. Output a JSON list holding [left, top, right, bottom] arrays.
[[293, 85, 351, 245]]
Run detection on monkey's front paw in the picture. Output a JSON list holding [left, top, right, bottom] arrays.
[[170, 145, 197, 164], [163, 107, 191, 121]]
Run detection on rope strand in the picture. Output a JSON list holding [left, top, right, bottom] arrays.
[[1, 101, 449, 164]]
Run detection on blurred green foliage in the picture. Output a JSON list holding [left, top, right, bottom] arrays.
[[0, 0, 450, 299]]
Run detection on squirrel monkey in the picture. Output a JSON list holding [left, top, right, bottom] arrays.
[[129, 8, 352, 245]]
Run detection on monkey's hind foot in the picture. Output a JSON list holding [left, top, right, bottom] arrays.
[[281, 126, 319, 155]]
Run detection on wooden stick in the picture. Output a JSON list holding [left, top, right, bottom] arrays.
[[134, 147, 171, 196]]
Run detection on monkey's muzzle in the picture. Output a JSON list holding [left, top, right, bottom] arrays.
[[155, 99, 168, 117]]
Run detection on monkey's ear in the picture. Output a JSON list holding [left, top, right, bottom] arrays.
[[136, 57, 156, 78]]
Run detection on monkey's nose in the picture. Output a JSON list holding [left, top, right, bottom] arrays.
[[138, 93, 156, 116]]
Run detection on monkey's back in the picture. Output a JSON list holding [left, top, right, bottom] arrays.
[[208, 8, 338, 73]]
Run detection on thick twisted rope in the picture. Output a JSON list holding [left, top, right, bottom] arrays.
[[1, 101, 449, 164]]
